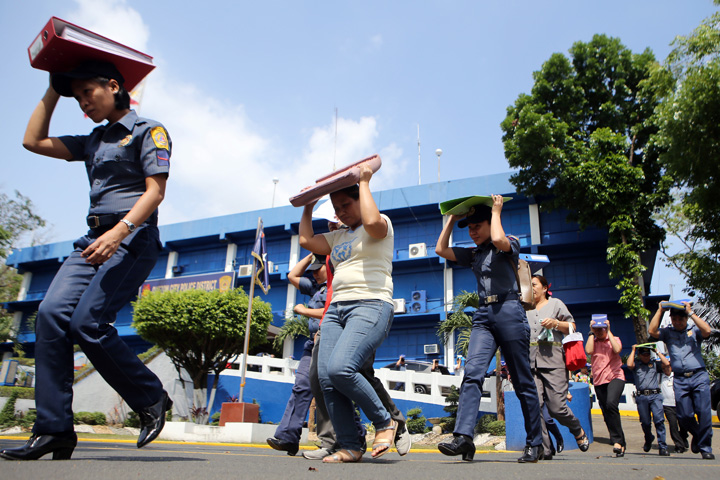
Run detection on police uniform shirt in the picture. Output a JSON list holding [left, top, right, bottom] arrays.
[[59, 110, 171, 217], [451, 235, 520, 299], [297, 276, 327, 336], [632, 359, 662, 391], [657, 325, 706, 374]]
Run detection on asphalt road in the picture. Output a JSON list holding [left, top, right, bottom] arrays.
[[1, 436, 718, 480]]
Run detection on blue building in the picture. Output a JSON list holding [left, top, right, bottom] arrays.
[[3, 172, 659, 366]]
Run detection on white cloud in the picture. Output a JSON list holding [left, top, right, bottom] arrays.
[[68, 0, 150, 53], [68, 0, 406, 227]]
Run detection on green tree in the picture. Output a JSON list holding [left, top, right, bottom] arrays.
[[132, 288, 273, 423], [652, 1, 720, 310], [501, 34, 671, 342], [1, 191, 45, 344]]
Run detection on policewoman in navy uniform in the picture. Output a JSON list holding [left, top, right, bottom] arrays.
[[435, 195, 543, 463], [649, 302, 715, 460], [1, 61, 172, 461], [267, 254, 327, 455]]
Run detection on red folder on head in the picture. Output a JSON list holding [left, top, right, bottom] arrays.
[[289, 155, 382, 207], [28, 17, 155, 92]]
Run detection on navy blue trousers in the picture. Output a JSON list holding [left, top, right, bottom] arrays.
[[454, 300, 542, 447], [674, 370, 713, 454], [636, 393, 666, 448], [33, 228, 165, 434], [274, 342, 314, 444]]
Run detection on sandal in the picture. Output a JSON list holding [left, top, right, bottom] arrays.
[[575, 429, 589, 452], [322, 449, 363, 463], [371, 419, 397, 458]]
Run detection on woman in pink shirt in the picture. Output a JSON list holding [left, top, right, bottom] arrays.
[[586, 314, 626, 457]]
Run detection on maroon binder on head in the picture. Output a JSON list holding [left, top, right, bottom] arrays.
[[289, 155, 382, 207], [28, 17, 155, 92]]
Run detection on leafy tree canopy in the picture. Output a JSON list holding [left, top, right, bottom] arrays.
[[1, 191, 45, 344], [652, 1, 720, 309], [501, 34, 672, 341], [132, 288, 273, 393]]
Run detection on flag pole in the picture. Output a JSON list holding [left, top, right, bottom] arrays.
[[239, 217, 262, 403]]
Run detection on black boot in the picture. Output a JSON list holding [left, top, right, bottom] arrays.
[[438, 434, 475, 461], [0, 432, 77, 460], [518, 444, 544, 463], [137, 391, 173, 448]]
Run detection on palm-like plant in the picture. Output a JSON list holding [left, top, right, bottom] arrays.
[[437, 291, 479, 357], [273, 313, 311, 350]]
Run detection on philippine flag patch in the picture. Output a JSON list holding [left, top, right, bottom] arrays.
[[157, 149, 170, 166]]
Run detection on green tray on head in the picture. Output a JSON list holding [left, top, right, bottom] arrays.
[[439, 195, 512, 215]]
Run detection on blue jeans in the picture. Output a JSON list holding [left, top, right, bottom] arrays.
[[317, 300, 394, 451]]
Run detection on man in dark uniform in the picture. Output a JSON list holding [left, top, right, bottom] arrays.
[[649, 302, 715, 460], [267, 254, 327, 455], [627, 345, 670, 456], [435, 195, 543, 463]]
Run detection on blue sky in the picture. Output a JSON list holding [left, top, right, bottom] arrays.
[[1, 0, 715, 298]]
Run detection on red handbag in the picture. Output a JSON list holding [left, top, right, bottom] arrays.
[[562, 326, 586, 371]]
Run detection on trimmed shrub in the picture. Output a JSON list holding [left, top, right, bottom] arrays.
[[406, 407, 429, 434], [74, 411, 107, 426], [474, 413, 497, 434], [487, 420, 506, 436]]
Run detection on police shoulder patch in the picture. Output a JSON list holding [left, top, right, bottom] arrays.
[[150, 126, 169, 150]]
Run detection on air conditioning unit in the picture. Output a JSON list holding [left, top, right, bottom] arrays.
[[238, 264, 253, 276], [392, 298, 407, 314], [171, 265, 184, 274], [423, 344, 439, 355], [408, 242, 427, 258], [267, 260, 275, 272], [409, 290, 427, 313]]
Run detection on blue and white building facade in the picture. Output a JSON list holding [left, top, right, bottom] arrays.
[[4, 172, 659, 367]]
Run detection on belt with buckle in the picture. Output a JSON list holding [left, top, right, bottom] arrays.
[[86, 213, 126, 229], [679, 368, 705, 378], [637, 388, 661, 396], [482, 293, 519, 305]]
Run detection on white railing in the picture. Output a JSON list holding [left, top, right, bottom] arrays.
[[221, 355, 497, 411]]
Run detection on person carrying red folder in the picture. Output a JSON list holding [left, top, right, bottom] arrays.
[[1, 60, 172, 461]]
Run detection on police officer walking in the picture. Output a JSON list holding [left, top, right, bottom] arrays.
[[649, 302, 715, 460], [435, 195, 543, 463], [1, 61, 171, 461], [267, 254, 327, 455]]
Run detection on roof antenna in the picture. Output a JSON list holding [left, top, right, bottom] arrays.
[[333, 108, 338, 171]]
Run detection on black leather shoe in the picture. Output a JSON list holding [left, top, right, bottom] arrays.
[[266, 437, 299, 456], [576, 431, 590, 452], [556, 438, 564, 453], [674, 446, 686, 454], [643, 434, 655, 452], [438, 434, 475, 461], [701, 452, 715, 460], [518, 445, 543, 463], [659, 448, 670, 456], [542, 453, 554, 460], [691, 436, 700, 454], [137, 391, 173, 448], [0, 432, 77, 460], [613, 445, 625, 457]]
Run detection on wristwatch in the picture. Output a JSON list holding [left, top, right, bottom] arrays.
[[121, 218, 137, 233]]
